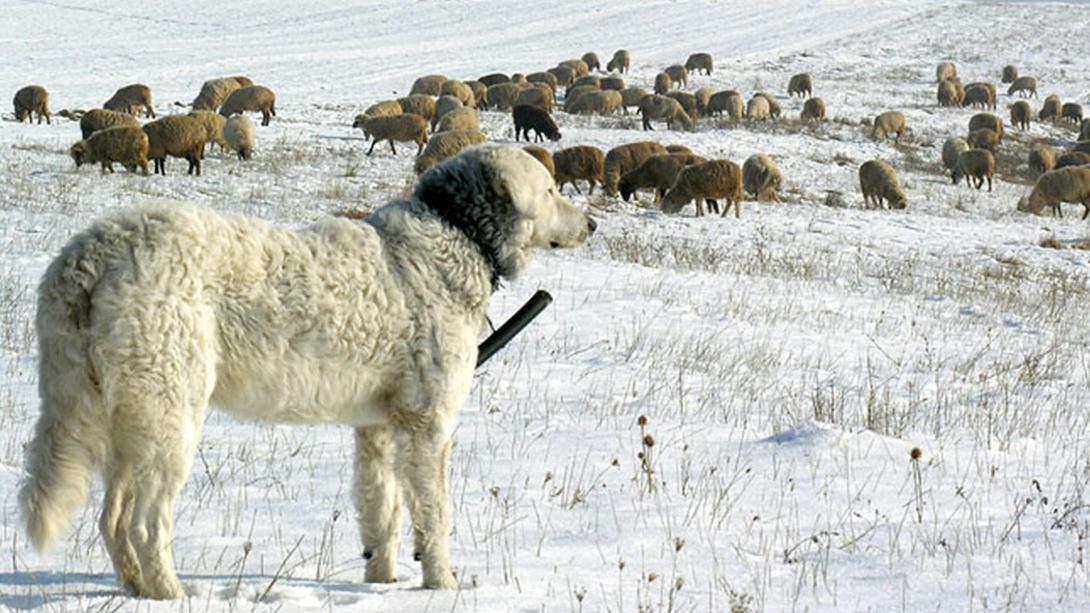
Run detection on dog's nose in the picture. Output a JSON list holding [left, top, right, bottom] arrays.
[[587, 217, 597, 234]]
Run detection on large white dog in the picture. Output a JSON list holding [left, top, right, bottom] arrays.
[[20, 144, 595, 598]]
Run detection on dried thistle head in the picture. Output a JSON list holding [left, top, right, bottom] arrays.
[[643, 434, 655, 448], [910, 447, 922, 461], [637, 415, 648, 427], [674, 537, 685, 552]]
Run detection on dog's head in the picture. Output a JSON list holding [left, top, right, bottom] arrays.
[[415, 144, 596, 283]]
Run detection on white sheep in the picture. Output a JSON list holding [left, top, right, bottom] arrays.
[[224, 115, 255, 160]]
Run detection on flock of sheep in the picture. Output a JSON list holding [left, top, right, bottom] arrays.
[[11, 49, 1090, 218]]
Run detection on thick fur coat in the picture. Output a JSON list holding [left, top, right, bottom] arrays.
[[20, 144, 595, 598]]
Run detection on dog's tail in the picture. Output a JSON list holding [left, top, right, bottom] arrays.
[[20, 237, 110, 552]]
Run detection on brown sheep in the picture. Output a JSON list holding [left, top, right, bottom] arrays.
[[706, 90, 745, 119], [1004, 101, 1031, 132], [756, 92, 782, 119], [1028, 145, 1057, 176], [564, 85, 600, 112], [607, 50, 630, 74], [559, 59, 590, 78], [967, 128, 1000, 152], [694, 87, 713, 116], [1019, 167, 1090, 218], [354, 100, 404, 137], [522, 145, 555, 177], [79, 108, 140, 139], [569, 75, 601, 93], [511, 73, 528, 85], [962, 84, 995, 110], [478, 73, 510, 87], [516, 84, 553, 113], [104, 83, 155, 118], [567, 90, 622, 116], [362, 113, 429, 156], [554, 145, 605, 194], [142, 115, 207, 175], [664, 65, 688, 89], [410, 74, 448, 96], [440, 80, 475, 107], [620, 87, 648, 114], [1062, 102, 1083, 124], [604, 142, 668, 196], [1055, 151, 1090, 170], [685, 53, 714, 75], [665, 91, 698, 120], [787, 73, 813, 98], [69, 125, 149, 175], [943, 137, 971, 183], [936, 62, 957, 83], [398, 94, 437, 123], [1039, 95, 1061, 122], [653, 72, 672, 95], [871, 111, 906, 142], [188, 110, 227, 151], [666, 144, 693, 155], [801, 97, 826, 121], [528, 71, 560, 92], [618, 153, 705, 203], [746, 95, 771, 120], [661, 160, 744, 217], [486, 83, 523, 111], [581, 52, 601, 72], [1001, 65, 1018, 84], [859, 160, 906, 209], [464, 80, 488, 106], [547, 66, 575, 88], [968, 113, 1004, 142], [601, 76, 625, 91], [220, 85, 276, 126], [742, 154, 784, 202], [955, 149, 996, 191], [937, 79, 962, 107], [1007, 76, 1037, 98], [13, 85, 51, 123], [413, 129, 487, 174], [638, 95, 693, 131], [436, 105, 479, 135], [192, 77, 243, 111], [432, 96, 464, 131]]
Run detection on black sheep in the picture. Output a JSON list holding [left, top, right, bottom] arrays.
[[512, 104, 561, 142]]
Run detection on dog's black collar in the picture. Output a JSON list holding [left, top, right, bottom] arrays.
[[414, 161, 507, 291]]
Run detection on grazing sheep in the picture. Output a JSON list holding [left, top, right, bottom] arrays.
[[742, 154, 784, 202], [398, 94, 437, 123], [638, 95, 693, 131], [1081, 119, 1090, 141], [410, 75, 448, 96], [600, 76, 625, 91], [937, 79, 963, 107], [570, 75, 601, 92], [620, 87, 648, 114], [142, 115, 208, 175], [665, 91, 698, 120], [354, 100, 403, 138], [801, 97, 826, 121], [1029, 144, 1057, 175], [440, 80, 476, 107], [1039, 95, 1061, 122], [188, 110, 227, 151], [554, 145, 606, 194], [478, 73, 509, 87], [547, 66, 576, 88], [192, 77, 243, 111], [567, 90, 622, 116], [432, 95, 464, 131], [69, 125, 149, 175], [653, 72, 672, 95], [412, 129, 486, 174], [1019, 167, 1090, 218], [756, 93, 782, 119], [220, 85, 276, 126], [224, 115, 255, 160], [513, 104, 561, 142], [942, 137, 971, 183], [746, 95, 771, 121], [13, 85, 51, 124], [967, 128, 1000, 152], [618, 153, 705, 203], [664, 65, 688, 89], [871, 111, 906, 142], [559, 59, 590, 78], [436, 107, 480, 134], [1062, 102, 1083, 124], [511, 73, 528, 85], [522, 145, 555, 177], [230, 76, 254, 88], [661, 160, 744, 217], [1056, 151, 1090, 169], [486, 83, 523, 111], [694, 87, 713, 116], [1001, 65, 1018, 84], [516, 85, 553, 113], [1007, 76, 1037, 98], [859, 160, 906, 209], [968, 113, 1004, 142], [1009, 101, 1032, 131], [787, 73, 813, 98], [104, 83, 155, 118], [360, 113, 429, 156], [55, 109, 85, 121], [581, 52, 601, 72], [528, 71, 560, 92], [706, 90, 745, 119], [955, 149, 996, 191], [936, 62, 957, 83], [962, 84, 995, 110], [464, 80, 487, 106], [607, 49, 630, 74], [685, 53, 714, 76], [78, 108, 140, 139], [666, 144, 693, 155], [603, 142, 670, 197], [564, 86, 600, 112]]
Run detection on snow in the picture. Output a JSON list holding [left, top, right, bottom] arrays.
[[2, 0, 1090, 611]]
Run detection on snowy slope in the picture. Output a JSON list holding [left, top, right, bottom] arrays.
[[3, 1, 1090, 611]]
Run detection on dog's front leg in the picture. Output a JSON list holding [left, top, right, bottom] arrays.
[[401, 422, 457, 589], [353, 425, 402, 583]]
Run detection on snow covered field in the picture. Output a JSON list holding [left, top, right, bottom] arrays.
[[3, 0, 1090, 610]]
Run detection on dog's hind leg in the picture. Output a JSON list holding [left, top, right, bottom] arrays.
[[353, 425, 402, 583], [401, 423, 456, 589], [99, 463, 141, 594]]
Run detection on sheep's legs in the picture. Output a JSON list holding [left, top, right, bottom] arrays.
[[389, 140, 397, 155], [367, 139, 378, 156]]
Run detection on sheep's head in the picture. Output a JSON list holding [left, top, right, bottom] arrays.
[[69, 142, 87, 167], [15, 109, 29, 122]]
